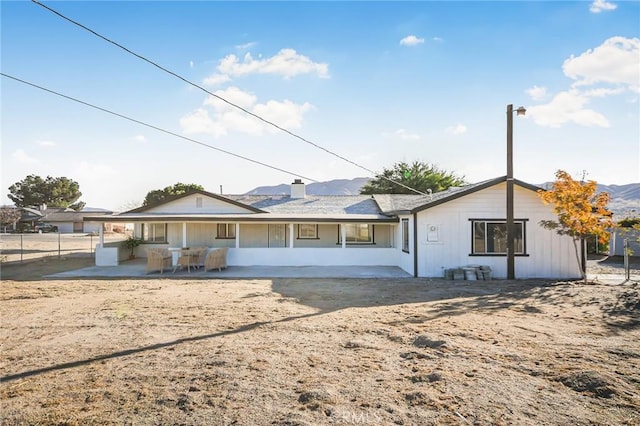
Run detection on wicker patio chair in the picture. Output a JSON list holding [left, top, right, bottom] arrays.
[[191, 247, 208, 269], [146, 248, 172, 274], [204, 247, 228, 272]]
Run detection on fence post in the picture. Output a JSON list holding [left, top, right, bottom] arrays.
[[58, 232, 61, 258], [624, 239, 630, 281], [91, 233, 94, 257], [20, 233, 23, 263]]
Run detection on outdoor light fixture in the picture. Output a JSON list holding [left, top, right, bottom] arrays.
[[506, 104, 526, 279]]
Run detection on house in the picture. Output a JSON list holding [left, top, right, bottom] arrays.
[[18, 205, 115, 233], [86, 177, 581, 278]]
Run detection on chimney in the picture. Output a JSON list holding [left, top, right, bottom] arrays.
[[290, 179, 306, 199]]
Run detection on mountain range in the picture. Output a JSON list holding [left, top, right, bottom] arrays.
[[246, 178, 640, 217]]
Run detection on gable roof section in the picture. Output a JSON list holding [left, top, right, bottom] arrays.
[[125, 189, 265, 214], [409, 176, 543, 214]]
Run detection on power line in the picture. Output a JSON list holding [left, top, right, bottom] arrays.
[[31, 0, 427, 196], [1, 73, 319, 183]]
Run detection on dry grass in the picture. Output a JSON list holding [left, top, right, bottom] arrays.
[[1, 259, 639, 425]]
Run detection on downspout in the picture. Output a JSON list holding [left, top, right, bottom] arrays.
[[413, 212, 418, 278]]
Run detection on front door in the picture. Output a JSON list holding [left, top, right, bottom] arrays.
[[268, 224, 286, 248]]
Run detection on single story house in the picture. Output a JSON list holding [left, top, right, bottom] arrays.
[[18, 206, 115, 234], [85, 177, 581, 278]]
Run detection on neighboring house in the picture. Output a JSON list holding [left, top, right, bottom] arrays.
[[609, 227, 640, 257], [18, 206, 114, 233], [86, 177, 581, 278]]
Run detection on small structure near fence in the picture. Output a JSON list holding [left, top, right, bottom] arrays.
[[444, 265, 493, 280]]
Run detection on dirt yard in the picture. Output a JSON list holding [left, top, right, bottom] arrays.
[[1, 258, 639, 425]]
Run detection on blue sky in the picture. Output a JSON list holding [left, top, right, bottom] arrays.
[[2, 0, 639, 210]]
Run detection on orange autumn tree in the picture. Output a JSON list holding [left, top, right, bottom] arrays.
[[537, 170, 613, 282]]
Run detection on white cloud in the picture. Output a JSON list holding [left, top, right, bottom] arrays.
[[181, 86, 314, 137], [203, 73, 232, 87], [180, 108, 228, 137], [217, 49, 329, 79], [526, 89, 610, 128], [432, 37, 444, 43], [563, 36, 640, 93], [235, 42, 257, 50], [131, 135, 147, 143], [37, 140, 56, 147], [526, 85, 548, 101], [528, 36, 638, 129], [204, 86, 257, 110], [445, 123, 468, 135], [589, 0, 617, 13], [189, 60, 194, 69], [12, 149, 39, 164], [400, 35, 425, 46], [392, 129, 420, 141]]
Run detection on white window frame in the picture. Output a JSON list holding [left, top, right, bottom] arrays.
[[298, 224, 318, 239], [402, 219, 409, 253], [471, 219, 525, 255], [142, 223, 167, 243], [339, 224, 374, 244], [217, 223, 236, 239]]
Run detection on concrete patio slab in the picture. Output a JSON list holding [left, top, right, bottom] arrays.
[[47, 260, 414, 279]]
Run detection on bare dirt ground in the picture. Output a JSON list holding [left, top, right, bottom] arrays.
[[1, 257, 639, 425]]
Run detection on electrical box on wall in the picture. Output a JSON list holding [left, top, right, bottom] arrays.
[[427, 224, 439, 242]]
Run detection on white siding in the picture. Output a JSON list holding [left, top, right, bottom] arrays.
[[144, 193, 254, 214], [416, 183, 581, 279]]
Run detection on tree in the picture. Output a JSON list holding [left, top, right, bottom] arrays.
[[537, 170, 614, 283], [360, 161, 466, 195], [8, 175, 85, 210], [143, 183, 205, 206], [0, 206, 22, 232]]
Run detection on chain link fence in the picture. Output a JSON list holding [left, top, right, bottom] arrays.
[[0, 233, 128, 264]]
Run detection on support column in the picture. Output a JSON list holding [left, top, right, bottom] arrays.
[[289, 223, 294, 248], [341, 224, 346, 249], [99, 224, 104, 248], [182, 222, 187, 247], [235, 223, 240, 248]]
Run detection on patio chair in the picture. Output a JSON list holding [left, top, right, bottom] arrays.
[[174, 250, 194, 273], [204, 247, 228, 272], [146, 248, 172, 274], [191, 247, 208, 269]]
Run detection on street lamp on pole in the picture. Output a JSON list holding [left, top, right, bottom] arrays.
[[506, 104, 526, 280]]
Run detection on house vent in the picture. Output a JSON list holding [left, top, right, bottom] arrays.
[[196, 197, 203, 208]]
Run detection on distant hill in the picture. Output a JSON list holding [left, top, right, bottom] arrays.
[[247, 178, 640, 218], [245, 177, 371, 196]]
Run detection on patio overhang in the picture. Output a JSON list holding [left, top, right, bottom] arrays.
[[84, 213, 400, 224]]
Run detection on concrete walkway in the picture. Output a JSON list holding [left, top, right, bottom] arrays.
[[47, 260, 413, 279]]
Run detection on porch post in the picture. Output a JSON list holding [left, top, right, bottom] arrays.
[[98, 224, 104, 248], [289, 223, 294, 248], [341, 223, 346, 249], [235, 223, 240, 248], [182, 222, 187, 247]]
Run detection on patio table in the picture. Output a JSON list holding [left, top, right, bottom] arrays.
[[172, 248, 199, 273]]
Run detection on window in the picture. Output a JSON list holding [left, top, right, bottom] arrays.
[[402, 219, 409, 252], [217, 223, 236, 239], [298, 224, 318, 239], [339, 224, 373, 244], [471, 220, 525, 255], [142, 223, 167, 242]]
